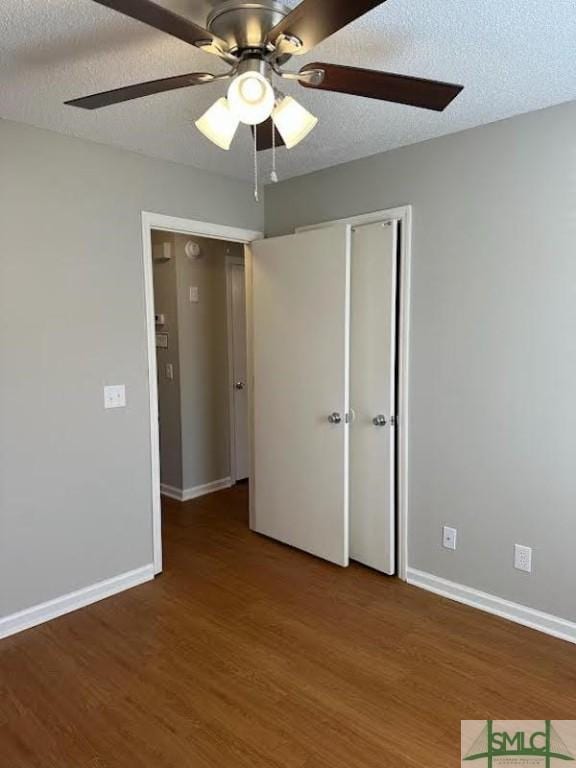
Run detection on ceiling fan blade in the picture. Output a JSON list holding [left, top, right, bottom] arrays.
[[92, 0, 229, 53], [65, 71, 215, 109], [300, 63, 463, 111], [251, 119, 286, 152], [266, 0, 387, 56]]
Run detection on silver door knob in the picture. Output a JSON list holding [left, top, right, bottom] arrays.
[[328, 412, 342, 425], [372, 414, 387, 426], [234, 381, 244, 390]]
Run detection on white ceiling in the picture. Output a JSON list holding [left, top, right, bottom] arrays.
[[1, 0, 575, 182]]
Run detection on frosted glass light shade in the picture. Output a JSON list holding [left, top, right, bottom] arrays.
[[195, 98, 239, 150], [227, 72, 275, 125], [272, 96, 318, 149]]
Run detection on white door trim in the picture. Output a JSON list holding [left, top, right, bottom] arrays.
[[141, 211, 263, 574], [296, 205, 412, 581]]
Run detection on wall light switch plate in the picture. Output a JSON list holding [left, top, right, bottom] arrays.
[[514, 544, 532, 573], [189, 286, 199, 303], [104, 384, 126, 409], [166, 363, 174, 380], [443, 526, 457, 550]]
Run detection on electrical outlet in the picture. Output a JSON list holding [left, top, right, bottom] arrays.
[[514, 544, 532, 573], [103, 384, 126, 409], [442, 526, 457, 550]]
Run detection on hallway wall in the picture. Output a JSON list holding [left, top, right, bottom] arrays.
[[153, 233, 244, 494], [176, 236, 243, 491], [152, 231, 183, 491]]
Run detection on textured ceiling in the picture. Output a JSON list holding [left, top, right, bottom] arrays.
[[1, 1, 575, 183]]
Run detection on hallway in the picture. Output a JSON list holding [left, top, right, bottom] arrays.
[[1, 486, 575, 767]]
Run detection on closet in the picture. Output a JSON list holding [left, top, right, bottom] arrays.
[[250, 219, 398, 574]]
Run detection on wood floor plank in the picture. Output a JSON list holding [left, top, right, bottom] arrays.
[[1, 484, 575, 767]]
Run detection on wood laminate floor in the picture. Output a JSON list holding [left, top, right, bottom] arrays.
[[1, 484, 575, 767]]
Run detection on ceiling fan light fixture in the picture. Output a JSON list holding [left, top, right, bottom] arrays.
[[272, 96, 318, 149], [227, 71, 275, 125], [195, 97, 239, 150]]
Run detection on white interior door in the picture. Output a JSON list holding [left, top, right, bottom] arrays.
[[229, 263, 249, 480], [251, 226, 350, 566], [350, 220, 398, 574]]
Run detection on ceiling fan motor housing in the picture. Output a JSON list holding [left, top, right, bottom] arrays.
[[235, 55, 273, 80], [207, 1, 292, 54]]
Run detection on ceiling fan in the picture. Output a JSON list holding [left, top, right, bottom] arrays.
[[66, 0, 463, 156]]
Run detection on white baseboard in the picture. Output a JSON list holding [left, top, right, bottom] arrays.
[[160, 483, 185, 501], [407, 568, 576, 646], [161, 477, 232, 502], [0, 564, 155, 641]]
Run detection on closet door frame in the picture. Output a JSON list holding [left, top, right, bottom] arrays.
[[294, 206, 412, 582]]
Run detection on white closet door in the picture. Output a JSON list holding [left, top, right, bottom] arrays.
[[251, 226, 350, 566], [350, 220, 398, 574]]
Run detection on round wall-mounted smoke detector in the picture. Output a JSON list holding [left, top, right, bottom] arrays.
[[185, 241, 202, 260]]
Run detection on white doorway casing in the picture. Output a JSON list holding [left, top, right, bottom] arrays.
[[141, 212, 263, 575]]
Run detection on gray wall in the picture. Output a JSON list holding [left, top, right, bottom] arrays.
[[152, 231, 182, 490], [0, 118, 263, 618], [265, 100, 576, 622]]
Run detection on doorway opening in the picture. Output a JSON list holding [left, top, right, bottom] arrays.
[[142, 213, 263, 574], [151, 229, 248, 497]]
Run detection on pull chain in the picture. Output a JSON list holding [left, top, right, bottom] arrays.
[[253, 127, 259, 202], [270, 119, 278, 184]]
